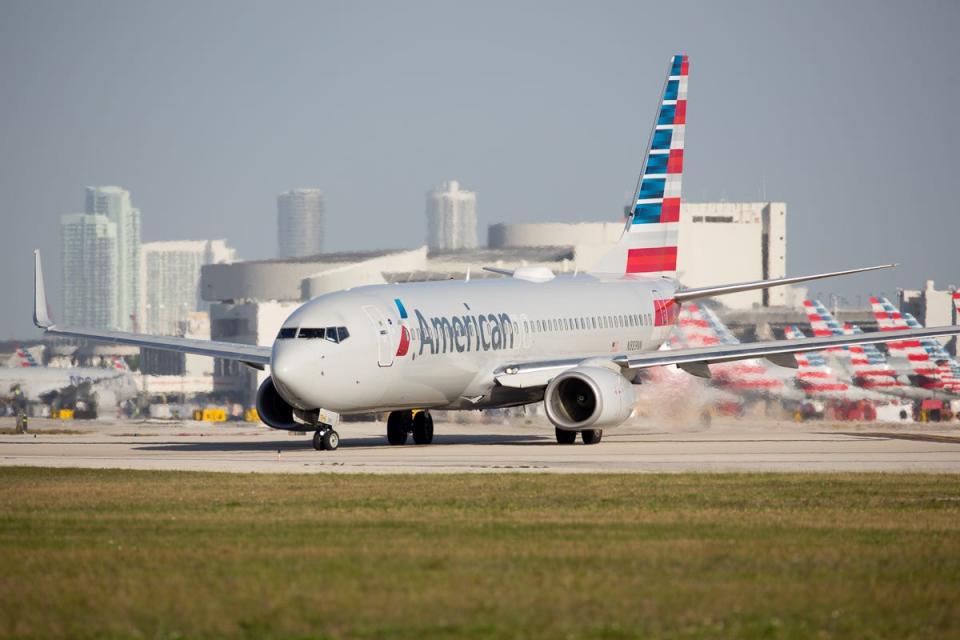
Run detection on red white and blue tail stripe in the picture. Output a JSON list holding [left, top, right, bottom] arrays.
[[870, 297, 944, 384], [803, 300, 903, 391], [592, 55, 687, 277]]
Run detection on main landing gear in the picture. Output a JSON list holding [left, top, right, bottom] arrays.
[[387, 410, 434, 445], [312, 425, 340, 451], [555, 427, 603, 445]]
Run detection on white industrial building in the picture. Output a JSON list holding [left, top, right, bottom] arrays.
[[489, 202, 787, 309], [60, 213, 119, 329], [278, 188, 325, 259], [140, 239, 236, 335], [426, 180, 477, 250], [84, 186, 141, 330]]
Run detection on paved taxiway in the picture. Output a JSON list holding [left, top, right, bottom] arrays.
[[3, 416, 960, 473]]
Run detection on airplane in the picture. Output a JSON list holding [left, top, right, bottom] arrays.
[[675, 303, 803, 401], [783, 325, 887, 401], [0, 352, 136, 405], [801, 299, 936, 401], [869, 297, 960, 394], [30, 54, 960, 450]]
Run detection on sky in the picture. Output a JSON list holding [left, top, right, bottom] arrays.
[[1, 0, 958, 338]]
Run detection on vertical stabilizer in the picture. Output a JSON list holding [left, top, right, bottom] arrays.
[[591, 55, 688, 277]]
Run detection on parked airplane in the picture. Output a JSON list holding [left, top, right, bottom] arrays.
[[30, 55, 960, 450], [783, 325, 886, 401], [0, 356, 136, 404], [676, 304, 802, 401], [802, 299, 937, 400], [869, 297, 960, 393]]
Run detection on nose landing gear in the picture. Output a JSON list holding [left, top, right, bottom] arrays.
[[386, 410, 434, 445], [312, 425, 340, 451]]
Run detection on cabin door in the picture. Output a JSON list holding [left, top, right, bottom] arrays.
[[363, 305, 394, 367]]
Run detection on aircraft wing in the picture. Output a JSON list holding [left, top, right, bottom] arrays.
[[495, 325, 960, 389], [32, 251, 272, 368]]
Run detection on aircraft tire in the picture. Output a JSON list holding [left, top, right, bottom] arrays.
[[581, 429, 603, 445], [322, 430, 340, 451], [312, 429, 326, 451], [387, 412, 409, 445], [412, 411, 434, 445], [555, 427, 577, 444]]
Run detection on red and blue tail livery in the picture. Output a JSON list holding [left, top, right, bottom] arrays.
[[592, 54, 687, 277]]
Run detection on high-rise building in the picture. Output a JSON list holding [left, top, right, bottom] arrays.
[[426, 180, 477, 250], [60, 213, 119, 329], [85, 186, 141, 330], [277, 189, 325, 258], [140, 240, 237, 335]]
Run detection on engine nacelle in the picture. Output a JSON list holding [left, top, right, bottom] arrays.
[[544, 365, 635, 431], [256, 376, 298, 430]]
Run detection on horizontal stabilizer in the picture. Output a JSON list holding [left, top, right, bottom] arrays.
[[673, 264, 895, 303]]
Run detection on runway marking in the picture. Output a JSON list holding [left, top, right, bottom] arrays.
[[835, 432, 960, 445]]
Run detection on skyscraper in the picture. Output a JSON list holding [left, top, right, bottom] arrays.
[[140, 240, 236, 335], [277, 189, 325, 259], [85, 186, 141, 330], [426, 180, 477, 250], [60, 213, 119, 329]]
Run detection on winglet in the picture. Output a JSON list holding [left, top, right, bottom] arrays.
[[33, 250, 53, 329]]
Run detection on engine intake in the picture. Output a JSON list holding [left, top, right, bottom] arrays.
[[256, 376, 298, 430], [544, 365, 635, 431]]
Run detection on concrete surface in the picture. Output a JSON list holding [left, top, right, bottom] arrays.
[[2, 416, 960, 474]]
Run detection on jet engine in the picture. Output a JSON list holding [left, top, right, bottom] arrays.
[[544, 365, 635, 431], [256, 376, 298, 430]]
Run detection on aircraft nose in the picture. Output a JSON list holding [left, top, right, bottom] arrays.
[[271, 342, 315, 409]]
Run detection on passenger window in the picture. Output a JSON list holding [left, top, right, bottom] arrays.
[[277, 327, 297, 339], [299, 328, 325, 339]]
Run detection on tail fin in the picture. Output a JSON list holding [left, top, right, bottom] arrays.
[[804, 299, 902, 389], [591, 54, 687, 276], [12, 347, 39, 368]]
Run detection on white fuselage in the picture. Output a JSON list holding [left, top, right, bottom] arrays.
[[270, 274, 679, 414]]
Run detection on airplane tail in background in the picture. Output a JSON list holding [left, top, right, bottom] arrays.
[[784, 325, 850, 395], [591, 54, 687, 277], [13, 347, 39, 368], [802, 300, 903, 391]]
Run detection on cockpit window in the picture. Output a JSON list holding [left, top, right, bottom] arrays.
[[298, 326, 350, 343], [277, 327, 297, 339]]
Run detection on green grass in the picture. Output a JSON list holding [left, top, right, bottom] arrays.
[[1, 470, 959, 639]]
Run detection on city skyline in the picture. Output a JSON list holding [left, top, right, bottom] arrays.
[[2, 1, 959, 337]]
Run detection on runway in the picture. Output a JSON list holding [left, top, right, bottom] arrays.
[[3, 416, 960, 473]]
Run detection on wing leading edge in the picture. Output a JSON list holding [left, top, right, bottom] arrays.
[[32, 250, 271, 367], [496, 325, 960, 389]]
